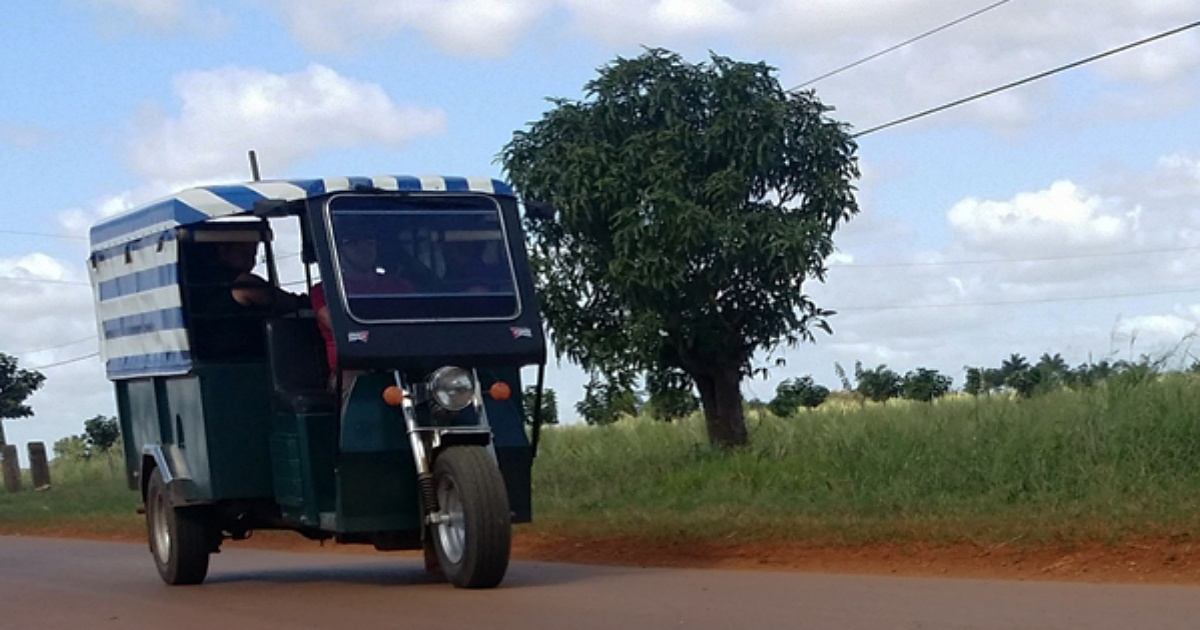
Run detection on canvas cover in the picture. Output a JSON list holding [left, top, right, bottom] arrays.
[[88, 176, 513, 380]]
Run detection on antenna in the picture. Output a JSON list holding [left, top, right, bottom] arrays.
[[248, 150, 261, 182]]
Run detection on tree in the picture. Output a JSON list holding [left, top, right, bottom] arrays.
[[644, 369, 700, 422], [53, 435, 89, 460], [575, 374, 642, 426], [855, 363, 902, 402], [84, 415, 121, 451], [522, 386, 559, 426], [502, 49, 859, 448], [768, 376, 830, 417], [1033, 352, 1070, 392], [901, 368, 952, 402], [0, 352, 47, 446]]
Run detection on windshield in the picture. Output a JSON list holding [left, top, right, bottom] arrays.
[[326, 194, 519, 322]]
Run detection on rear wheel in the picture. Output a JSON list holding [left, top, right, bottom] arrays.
[[146, 468, 215, 585], [430, 446, 511, 588]]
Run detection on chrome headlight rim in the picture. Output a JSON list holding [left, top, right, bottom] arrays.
[[427, 365, 476, 412]]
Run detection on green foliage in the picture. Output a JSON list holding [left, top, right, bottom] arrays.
[[575, 375, 642, 426], [501, 48, 859, 447], [84, 415, 121, 452], [531, 372, 1200, 544], [768, 375, 830, 417], [53, 435, 89, 460], [0, 353, 46, 445], [901, 368, 952, 402], [522, 386, 560, 426], [854, 363, 902, 402], [644, 369, 699, 422]]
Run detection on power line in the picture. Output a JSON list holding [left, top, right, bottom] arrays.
[[792, 0, 1014, 90], [0, 228, 87, 240], [11, 335, 97, 356], [0, 275, 89, 286], [26, 351, 99, 371], [853, 18, 1200, 138], [833, 286, 1200, 312], [832, 245, 1200, 270]]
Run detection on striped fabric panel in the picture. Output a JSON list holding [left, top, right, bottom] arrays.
[[91, 176, 513, 249], [88, 175, 513, 379], [105, 350, 193, 379]]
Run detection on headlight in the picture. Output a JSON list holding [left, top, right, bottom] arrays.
[[428, 366, 476, 412]]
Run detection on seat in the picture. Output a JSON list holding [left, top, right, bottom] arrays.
[[264, 317, 335, 414]]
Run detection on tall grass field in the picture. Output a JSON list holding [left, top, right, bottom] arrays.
[[4, 371, 1199, 547]]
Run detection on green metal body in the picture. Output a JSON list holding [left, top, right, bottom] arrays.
[[118, 361, 532, 543]]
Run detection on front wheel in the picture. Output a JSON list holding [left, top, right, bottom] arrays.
[[430, 446, 511, 588], [146, 468, 215, 585]]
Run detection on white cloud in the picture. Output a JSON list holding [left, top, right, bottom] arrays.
[[270, 0, 549, 57], [561, 0, 747, 45], [0, 124, 49, 149], [85, 0, 190, 25], [127, 65, 447, 183], [947, 181, 1132, 253], [81, 0, 229, 35]]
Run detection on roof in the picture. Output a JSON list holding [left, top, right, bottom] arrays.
[[87, 174, 512, 380], [89, 175, 514, 252]]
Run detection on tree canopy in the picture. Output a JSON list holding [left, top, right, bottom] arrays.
[[501, 48, 859, 447], [0, 352, 46, 446]]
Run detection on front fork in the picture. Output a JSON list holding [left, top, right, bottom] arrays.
[[392, 370, 495, 528]]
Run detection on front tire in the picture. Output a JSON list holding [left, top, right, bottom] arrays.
[[146, 468, 215, 585], [430, 446, 511, 588]]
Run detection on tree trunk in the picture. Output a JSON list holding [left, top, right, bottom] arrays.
[[691, 366, 747, 448]]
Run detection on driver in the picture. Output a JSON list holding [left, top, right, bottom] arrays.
[[310, 225, 413, 389]]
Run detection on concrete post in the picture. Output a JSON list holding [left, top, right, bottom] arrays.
[[1, 444, 21, 493], [28, 442, 51, 489]]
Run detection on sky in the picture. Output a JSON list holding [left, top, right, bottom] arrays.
[[2, 0, 1199, 456]]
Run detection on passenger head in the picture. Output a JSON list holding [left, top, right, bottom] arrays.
[[216, 241, 259, 273], [336, 224, 378, 273]]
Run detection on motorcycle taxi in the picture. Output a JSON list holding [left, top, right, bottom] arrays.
[[87, 175, 549, 588]]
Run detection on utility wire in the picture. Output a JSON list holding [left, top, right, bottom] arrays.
[[792, 0, 1014, 90], [0, 228, 86, 241], [26, 351, 99, 371], [832, 245, 1200, 270], [853, 18, 1200, 138], [0, 275, 89, 286], [833, 286, 1200, 312], [12, 335, 97, 356]]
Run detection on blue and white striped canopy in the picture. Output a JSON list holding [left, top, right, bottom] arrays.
[[88, 175, 513, 380]]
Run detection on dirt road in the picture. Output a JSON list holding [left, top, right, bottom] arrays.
[[2, 535, 1198, 630]]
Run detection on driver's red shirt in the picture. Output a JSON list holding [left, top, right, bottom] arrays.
[[310, 282, 336, 373], [310, 274, 415, 372]]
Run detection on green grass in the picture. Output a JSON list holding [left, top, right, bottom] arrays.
[[530, 372, 1200, 545], [5, 372, 1200, 548], [0, 458, 140, 536]]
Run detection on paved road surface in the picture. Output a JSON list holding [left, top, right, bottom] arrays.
[[1, 536, 1197, 629]]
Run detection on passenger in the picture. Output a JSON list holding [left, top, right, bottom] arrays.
[[441, 238, 504, 293], [310, 229, 413, 390], [215, 241, 305, 311], [190, 240, 305, 360]]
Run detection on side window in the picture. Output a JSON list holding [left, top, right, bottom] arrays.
[[181, 233, 269, 362]]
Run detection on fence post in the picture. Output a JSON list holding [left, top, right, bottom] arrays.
[[28, 442, 51, 489], [2, 444, 21, 493]]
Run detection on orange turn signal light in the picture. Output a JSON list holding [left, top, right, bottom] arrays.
[[382, 385, 406, 406], [488, 381, 512, 401]]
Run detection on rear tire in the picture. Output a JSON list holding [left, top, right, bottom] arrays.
[[431, 446, 511, 588], [146, 468, 214, 585]]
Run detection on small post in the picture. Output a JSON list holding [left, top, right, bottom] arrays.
[[28, 442, 51, 489], [248, 150, 261, 182], [2, 444, 21, 493]]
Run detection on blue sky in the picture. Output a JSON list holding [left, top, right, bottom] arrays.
[[2, 0, 1199, 454]]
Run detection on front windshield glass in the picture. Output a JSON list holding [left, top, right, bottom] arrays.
[[327, 194, 519, 322]]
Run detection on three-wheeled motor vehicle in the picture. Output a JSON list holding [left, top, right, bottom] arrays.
[[86, 175, 548, 588]]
